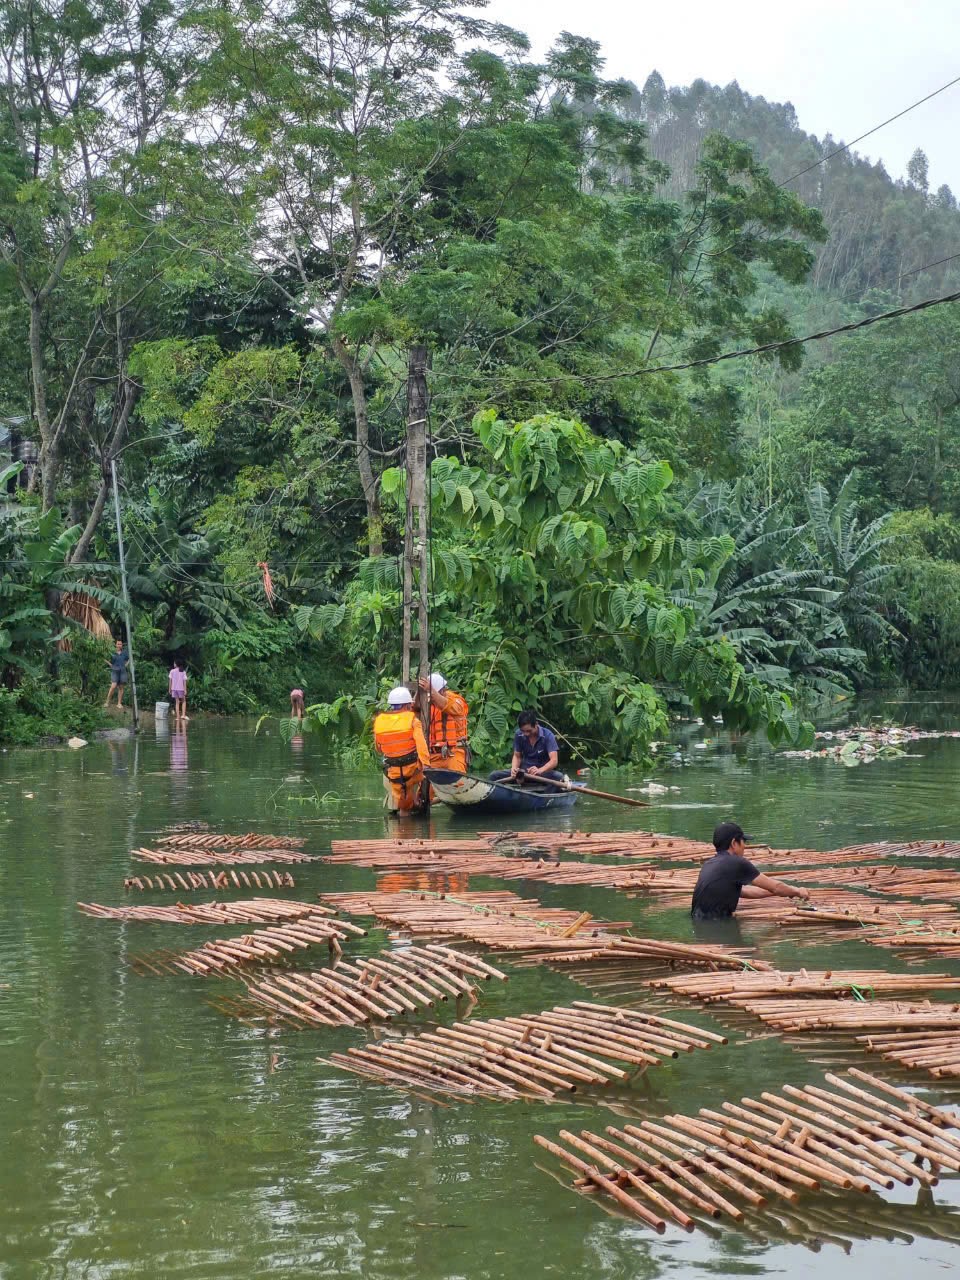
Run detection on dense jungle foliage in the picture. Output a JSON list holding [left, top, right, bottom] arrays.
[[1, 0, 959, 755]]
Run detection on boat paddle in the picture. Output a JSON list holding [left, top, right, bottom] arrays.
[[516, 770, 649, 809]]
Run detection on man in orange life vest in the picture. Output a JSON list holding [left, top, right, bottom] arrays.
[[373, 686, 431, 814], [418, 672, 470, 774]]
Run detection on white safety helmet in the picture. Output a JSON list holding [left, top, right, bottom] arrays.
[[429, 673, 447, 692], [387, 686, 414, 707]]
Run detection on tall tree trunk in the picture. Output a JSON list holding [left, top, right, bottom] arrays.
[[28, 302, 59, 512], [332, 335, 382, 557]]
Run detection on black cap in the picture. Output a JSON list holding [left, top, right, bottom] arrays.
[[713, 821, 752, 850]]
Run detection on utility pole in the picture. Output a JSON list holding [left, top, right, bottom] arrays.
[[110, 456, 140, 730], [400, 345, 431, 741]]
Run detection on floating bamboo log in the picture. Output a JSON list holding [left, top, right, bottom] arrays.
[[226, 945, 509, 1028], [326, 1001, 724, 1100], [869, 924, 960, 960], [134, 846, 314, 866], [124, 869, 296, 893], [131, 912, 366, 976], [514, 934, 772, 974], [536, 1070, 960, 1234], [78, 898, 323, 925], [158, 832, 306, 850]]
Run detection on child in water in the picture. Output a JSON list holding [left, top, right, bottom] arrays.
[[169, 660, 188, 722], [290, 687, 305, 724]]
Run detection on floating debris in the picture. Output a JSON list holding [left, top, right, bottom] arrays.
[[782, 725, 960, 765], [536, 1069, 960, 1233], [327, 1001, 725, 1101]]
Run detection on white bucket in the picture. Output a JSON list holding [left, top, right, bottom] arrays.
[[155, 701, 170, 719]]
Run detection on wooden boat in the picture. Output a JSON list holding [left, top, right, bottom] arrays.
[[425, 768, 581, 816]]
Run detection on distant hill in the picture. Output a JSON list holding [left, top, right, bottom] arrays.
[[625, 74, 960, 303]]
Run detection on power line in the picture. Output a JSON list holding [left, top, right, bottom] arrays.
[[900, 250, 960, 280], [593, 288, 960, 382], [778, 72, 960, 187], [427, 288, 960, 389]]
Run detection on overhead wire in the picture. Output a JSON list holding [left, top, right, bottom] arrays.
[[777, 72, 960, 187]]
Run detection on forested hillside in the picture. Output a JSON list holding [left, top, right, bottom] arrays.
[[1, 0, 958, 754]]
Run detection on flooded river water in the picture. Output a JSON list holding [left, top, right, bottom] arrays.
[[3, 698, 960, 1278]]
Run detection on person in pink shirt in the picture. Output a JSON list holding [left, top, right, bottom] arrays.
[[168, 660, 188, 722]]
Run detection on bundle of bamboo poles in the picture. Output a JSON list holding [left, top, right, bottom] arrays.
[[226, 945, 508, 1027], [648, 968, 960, 1003], [514, 935, 772, 973], [869, 924, 960, 960], [134, 847, 314, 866], [744, 893, 958, 926], [536, 1069, 960, 1234], [792, 864, 960, 900], [158, 832, 306, 850], [77, 898, 321, 925], [731, 997, 960, 1036], [320, 889, 633, 952], [326, 849, 524, 875], [326, 1001, 726, 1101], [124, 869, 296, 893], [329, 837, 499, 858], [132, 912, 367, 976], [858, 1030, 960, 1077]]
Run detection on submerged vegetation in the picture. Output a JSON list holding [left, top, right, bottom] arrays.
[[1, 0, 959, 751]]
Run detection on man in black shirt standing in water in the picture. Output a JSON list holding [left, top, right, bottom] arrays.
[[691, 822, 810, 920]]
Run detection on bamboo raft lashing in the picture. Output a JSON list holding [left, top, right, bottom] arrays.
[[130, 912, 366, 976], [325, 1001, 726, 1101], [157, 832, 306, 850], [220, 945, 509, 1028], [78, 898, 323, 925], [536, 1070, 960, 1234], [134, 846, 315, 866], [124, 869, 296, 893]]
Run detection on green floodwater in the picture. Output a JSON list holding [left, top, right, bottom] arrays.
[[4, 699, 960, 1278]]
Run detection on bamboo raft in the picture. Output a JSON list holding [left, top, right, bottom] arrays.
[[792, 864, 960, 900], [124, 869, 296, 892], [869, 924, 960, 960], [158, 832, 306, 850], [320, 890, 633, 952], [744, 894, 958, 927], [131, 913, 367, 976], [512, 935, 772, 973], [223, 945, 509, 1027], [78, 898, 322, 926], [647, 968, 960, 1003], [536, 1069, 960, 1233], [134, 847, 315, 866], [326, 1001, 726, 1101]]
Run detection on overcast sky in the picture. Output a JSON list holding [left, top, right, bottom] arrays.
[[476, 0, 960, 193]]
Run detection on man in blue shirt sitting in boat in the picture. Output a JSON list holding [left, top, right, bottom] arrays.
[[490, 709, 563, 784]]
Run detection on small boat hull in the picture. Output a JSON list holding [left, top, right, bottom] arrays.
[[425, 768, 580, 816]]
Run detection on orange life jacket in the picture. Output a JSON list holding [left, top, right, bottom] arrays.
[[374, 710, 427, 767], [429, 691, 469, 752]]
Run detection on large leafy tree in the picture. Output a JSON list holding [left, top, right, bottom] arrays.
[[299, 412, 813, 761]]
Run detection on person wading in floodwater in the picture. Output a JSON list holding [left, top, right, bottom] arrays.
[[691, 822, 810, 921], [105, 639, 129, 710]]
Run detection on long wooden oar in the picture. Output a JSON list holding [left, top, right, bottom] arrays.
[[519, 771, 649, 809]]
